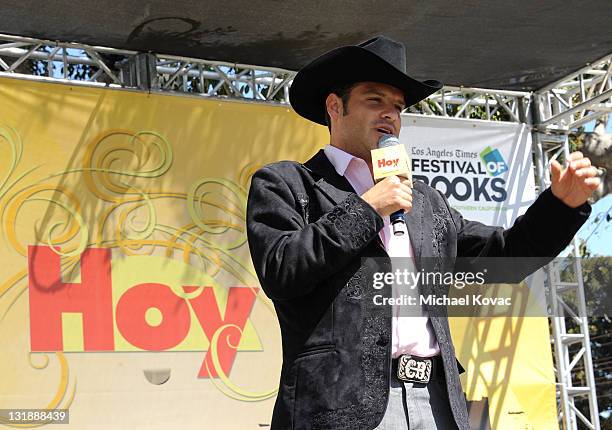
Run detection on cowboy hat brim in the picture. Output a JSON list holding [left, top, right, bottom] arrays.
[[289, 45, 442, 126]]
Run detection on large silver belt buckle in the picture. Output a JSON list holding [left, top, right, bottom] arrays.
[[397, 355, 432, 384]]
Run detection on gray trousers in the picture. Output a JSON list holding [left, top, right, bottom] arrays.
[[373, 370, 458, 430]]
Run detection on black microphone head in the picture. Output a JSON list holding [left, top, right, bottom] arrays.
[[378, 134, 400, 148]]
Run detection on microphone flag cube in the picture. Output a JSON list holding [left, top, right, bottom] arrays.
[[371, 144, 412, 183]]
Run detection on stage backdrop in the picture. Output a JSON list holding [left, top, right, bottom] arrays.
[[0, 76, 556, 429]]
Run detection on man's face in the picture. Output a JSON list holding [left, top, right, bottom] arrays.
[[328, 81, 405, 161]]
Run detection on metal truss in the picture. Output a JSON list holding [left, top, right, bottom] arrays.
[[0, 33, 129, 87], [530, 52, 609, 430], [409, 86, 530, 123], [0, 33, 530, 123], [0, 33, 295, 103], [532, 130, 601, 430], [152, 54, 295, 103], [533, 53, 612, 131]]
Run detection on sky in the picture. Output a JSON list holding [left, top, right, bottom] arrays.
[[583, 115, 612, 133]]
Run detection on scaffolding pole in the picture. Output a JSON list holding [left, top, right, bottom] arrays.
[[530, 115, 606, 430]]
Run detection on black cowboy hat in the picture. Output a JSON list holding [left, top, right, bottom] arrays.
[[289, 35, 443, 126]]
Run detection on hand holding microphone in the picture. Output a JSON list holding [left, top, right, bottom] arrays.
[[361, 175, 412, 217], [361, 134, 413, 235]]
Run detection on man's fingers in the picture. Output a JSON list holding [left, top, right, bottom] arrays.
[[399, 183, 412, 194], [570, 158, 591, 170], [550, 160, 563, 183], [400, 177, 412, 186], [575, 166, 599, 178], [398, 198, 413, 211], [567, 151, 584, 162], [549, 152, 599, 206], [584, 177, 601, 189], [395, 191, 412, 203], [391, 197, 411, 213], [366, 175, 415, 217]]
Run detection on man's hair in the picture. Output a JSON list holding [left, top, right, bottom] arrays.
[[324, 82, 358, 133]]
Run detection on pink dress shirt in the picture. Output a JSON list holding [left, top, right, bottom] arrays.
[[323, 144, 440, 357]]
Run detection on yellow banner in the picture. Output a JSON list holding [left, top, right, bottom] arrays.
[[0, 76, 556, 429]]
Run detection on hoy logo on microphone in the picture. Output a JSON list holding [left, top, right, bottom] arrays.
[[371, 144, 411, 182], [378, 158, 399, 168]]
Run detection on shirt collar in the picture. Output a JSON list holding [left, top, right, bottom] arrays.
[[323, 144, 364, 176]]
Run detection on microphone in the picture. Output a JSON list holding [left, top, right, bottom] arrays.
[[371, 134, 412, 236]]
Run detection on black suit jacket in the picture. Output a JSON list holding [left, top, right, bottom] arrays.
[[246, 149, 590, 430]]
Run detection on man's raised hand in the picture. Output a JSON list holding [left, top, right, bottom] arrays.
[[551, 151, 601, 208]]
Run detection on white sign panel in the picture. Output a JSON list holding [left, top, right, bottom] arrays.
[[400, 114, 536, 228]]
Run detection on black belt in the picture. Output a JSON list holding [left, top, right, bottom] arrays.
[[391, 354, 444, 384]]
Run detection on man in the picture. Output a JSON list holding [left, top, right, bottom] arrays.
[[246, 36, 599, 430]]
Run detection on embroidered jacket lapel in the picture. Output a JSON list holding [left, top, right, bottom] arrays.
[[304, 149, 356, 205], [304, 150, 387, 250]]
